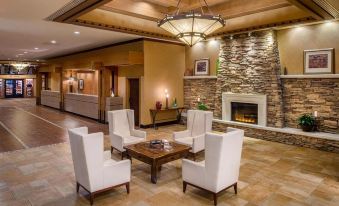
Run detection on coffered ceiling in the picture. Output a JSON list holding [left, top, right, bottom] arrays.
[[1, 0, 338, 61], [49, 0, 339, 40]]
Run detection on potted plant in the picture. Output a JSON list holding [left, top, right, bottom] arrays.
[[197, 102, 208, 111], [297, 114, 315, 132]]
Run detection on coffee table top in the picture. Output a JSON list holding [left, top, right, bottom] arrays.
[[124, 141, 191, 159]]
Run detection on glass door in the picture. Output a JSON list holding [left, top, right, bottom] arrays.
[[5, 79, 24, 98]]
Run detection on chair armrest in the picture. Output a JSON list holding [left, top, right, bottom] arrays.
[[182, 159, 205, 184], [103, 150, 111, 161], [173, 130, 190, 140], [110, 133, 124, 152], [192, 134, 205, 153], [130, 129, 146, 139], [103, 160, 131, 186]]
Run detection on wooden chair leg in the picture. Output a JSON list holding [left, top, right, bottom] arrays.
[[121, 152, 124, 160], [234, 182, 237, 194], [76, 182, 80, 193], [126, 182, 130, 194], [192, 153, 196, 161], [183, 181, 187, 193], [111, 146, 113, 154], [213, 193, 217, 206], [90, 193, 94, 205]]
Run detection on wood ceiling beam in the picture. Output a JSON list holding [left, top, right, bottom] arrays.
[[50, 0, 112, 23], [286, 0, 335, 19]]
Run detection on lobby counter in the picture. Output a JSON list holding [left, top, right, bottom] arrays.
[[64, 93, 99, 119], [41, 90, 60, 109]]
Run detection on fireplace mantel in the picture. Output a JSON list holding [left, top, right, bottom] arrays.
[[222, 93, 267, 126]]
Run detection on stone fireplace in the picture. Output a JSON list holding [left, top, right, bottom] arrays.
[[222, 93, 267, 126]]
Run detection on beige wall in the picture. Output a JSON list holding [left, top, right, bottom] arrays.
[[277, 21, 339, 74], [142, 40, 185, 125], [185, 40, 221, 76], [50, 72, 60, 91]]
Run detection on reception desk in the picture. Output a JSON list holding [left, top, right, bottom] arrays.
[[41, 90, 60, 109], [105, 97, 123, 122], [64, 93, 99, 119]]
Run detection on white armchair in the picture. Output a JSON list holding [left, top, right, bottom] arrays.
[[182, 128, 244, 205], [108, 109, 146, 159], [68, 127, 131, 205], [173, 110, 213, 159]]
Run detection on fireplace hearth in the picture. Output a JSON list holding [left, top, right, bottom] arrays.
[[231, 102, 258, 124]]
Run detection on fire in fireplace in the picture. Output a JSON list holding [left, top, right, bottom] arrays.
[[231, 102, 258, 124]]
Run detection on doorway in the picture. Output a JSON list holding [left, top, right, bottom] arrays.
[[128, 79, 140, 126]]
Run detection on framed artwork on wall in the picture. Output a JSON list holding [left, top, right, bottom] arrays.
[[304, 48, 334, 74], [194, 59, 210, 76], [79, 79, 84, 90]]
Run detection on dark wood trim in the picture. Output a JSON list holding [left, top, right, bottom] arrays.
[[208, 17, 315, 37], [286, 0, 335, 20], [76, 181, 130, 205], [140, 120, 180, 129], [183, 181, 237, 205], [51, 0, 112, 23]]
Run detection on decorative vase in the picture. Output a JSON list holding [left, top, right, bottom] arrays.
[[156, 101, 162, 110], [301, 125, 314, 132]]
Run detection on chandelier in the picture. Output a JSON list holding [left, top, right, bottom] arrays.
[[158, 0, 225, 46], [11, 62, 30, 70]]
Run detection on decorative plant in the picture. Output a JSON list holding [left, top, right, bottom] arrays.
[[197, 102, 208, 111], [297, 114, 315, 132]]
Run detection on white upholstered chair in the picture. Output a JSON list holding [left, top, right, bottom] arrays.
[[108, 109, 146, 159], [68, 127, 131, 205], [182, 128, 244, 205], [173, 110, 213, 159]]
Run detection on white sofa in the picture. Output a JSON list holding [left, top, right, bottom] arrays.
[[68, 127, 131, 205], [182, 128, 244, 205], [173, 110, 213, 159], [108, 109, 146, 159]]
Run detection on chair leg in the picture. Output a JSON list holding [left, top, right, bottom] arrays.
[[111, 146, 113, 154], [192, 153, 196, 161], [76, 182, 80, 193], [213, 193, 217, 206], [126, 182, 130, 194], [90, 193, 94, 205], [234, 182, 237, 194], [183, 181, 187, 193], [121, 152, 124, 160]]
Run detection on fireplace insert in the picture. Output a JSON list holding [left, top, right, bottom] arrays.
[[231, 102, 258, 124]]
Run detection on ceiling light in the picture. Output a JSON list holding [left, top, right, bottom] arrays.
[[24, 51, 28, 54], [34, 47, 39, 50], [158, 0, 225, 46], [74, 31, 80, 35], [18, 54, 24, 56], [11, 62, 30, 70], [51, 40, 57, 44], [36, 60, 40, 62]]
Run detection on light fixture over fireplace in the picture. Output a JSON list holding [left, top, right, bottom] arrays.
[[158, 0, 225, 46]]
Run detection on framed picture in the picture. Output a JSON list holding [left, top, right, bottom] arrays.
[[79, 79, 84, 90], [304, 48, 334, 74], [194, 59, 210, 76]]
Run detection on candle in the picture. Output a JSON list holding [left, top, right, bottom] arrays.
[[314, 111, 318, 117], [197, 97, 201, 102]]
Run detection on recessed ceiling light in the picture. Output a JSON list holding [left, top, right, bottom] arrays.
[[36, 60, 40, 62], [34, 47, 39, 50], [18, 54, 24, 56], [74, 31, 80, 35], [24, 51, 28, 54], [51, 40, 57, 44]]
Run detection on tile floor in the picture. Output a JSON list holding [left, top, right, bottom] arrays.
[[0, 99, 338, 206]]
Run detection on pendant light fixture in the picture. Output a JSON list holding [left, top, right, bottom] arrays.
[[158, 0, 225, 46]]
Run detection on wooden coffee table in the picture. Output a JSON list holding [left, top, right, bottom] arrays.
[[124, 141, 190, 184]]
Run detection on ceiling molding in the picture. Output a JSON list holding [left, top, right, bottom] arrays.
[[286, 0, 336, 19], [209, 16, 316, 37], [73, 19, 177, 40], [46, 0, 111, 23]]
